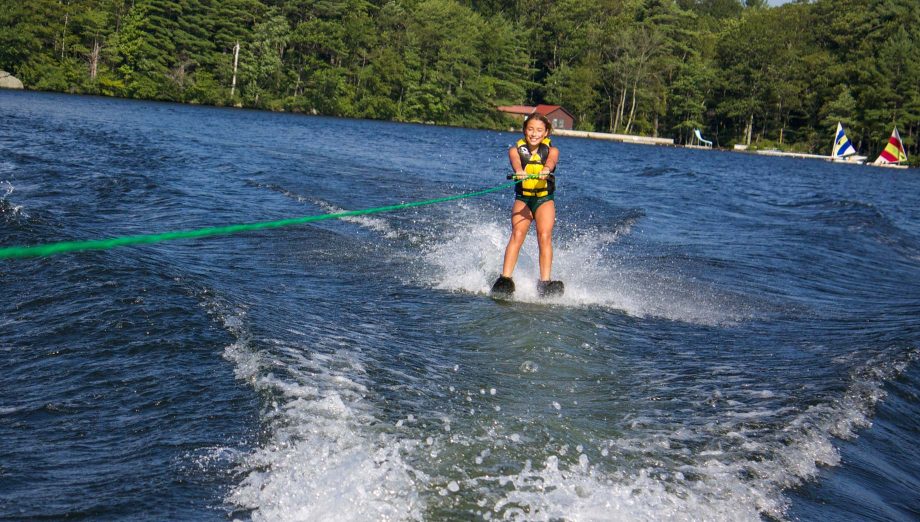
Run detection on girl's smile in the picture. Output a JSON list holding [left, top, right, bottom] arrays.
[[524, 120, 549, 149]]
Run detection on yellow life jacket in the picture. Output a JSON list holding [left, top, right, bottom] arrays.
[[515, 138, 555, 197]]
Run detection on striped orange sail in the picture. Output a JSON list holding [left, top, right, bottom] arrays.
[[873, 127, 908, 165]]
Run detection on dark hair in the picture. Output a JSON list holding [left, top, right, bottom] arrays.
[[523, 112, 552, 134]]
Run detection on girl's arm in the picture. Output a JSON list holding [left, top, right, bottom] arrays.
[[508, 147, 526, 177], [540, 147, 560, 176]]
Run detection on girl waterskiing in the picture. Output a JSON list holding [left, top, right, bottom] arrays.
[[491, 113, 564, 298]]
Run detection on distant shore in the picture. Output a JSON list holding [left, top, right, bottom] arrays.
[[552, 127, 913, 168]]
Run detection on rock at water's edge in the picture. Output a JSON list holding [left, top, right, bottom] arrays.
[[0, 71, 24, 89]]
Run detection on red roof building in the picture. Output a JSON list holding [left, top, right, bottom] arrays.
[[497, 104, 575, 130]]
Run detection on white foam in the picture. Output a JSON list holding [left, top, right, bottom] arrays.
[[479, 456, 768, 522], [313, 200, 400, 239], [217, 314, 424, 521], [190, 292, 424, 520], [229, 422, 423, 522], [186, 445, 247, 477], [419, 209, 748, 325], [0, 180, 25, 217]]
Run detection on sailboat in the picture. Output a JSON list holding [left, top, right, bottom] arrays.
[[869, 126, 909, 169], [830, 122, 867, 163]]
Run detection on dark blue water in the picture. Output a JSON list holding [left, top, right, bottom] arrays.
[[1, 91, 918, 521]]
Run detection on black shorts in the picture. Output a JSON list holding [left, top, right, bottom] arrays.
[[516, 194, 554, 214]]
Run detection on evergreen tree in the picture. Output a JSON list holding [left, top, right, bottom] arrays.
[[239, 8, 290, 107], [0, 0, 915, 154]]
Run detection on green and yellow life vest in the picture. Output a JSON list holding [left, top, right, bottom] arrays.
[[515, 137, 555, 197]]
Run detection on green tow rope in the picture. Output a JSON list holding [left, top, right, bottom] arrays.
[[0, 180, 523, 260]]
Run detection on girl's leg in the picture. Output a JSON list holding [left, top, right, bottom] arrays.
[[501, 200, 533, 277], [534, 200, 556, 281]]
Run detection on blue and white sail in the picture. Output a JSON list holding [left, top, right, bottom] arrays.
[[832, 122, 857, 158]]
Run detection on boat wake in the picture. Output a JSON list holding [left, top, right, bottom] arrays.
[[195, 290, 425, 521], [204, 277, 917, 521], [182, 183, 920, 522], [536, 348, 913, 521]]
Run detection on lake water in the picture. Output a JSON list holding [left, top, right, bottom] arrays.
[[1, 90, 918, 521]]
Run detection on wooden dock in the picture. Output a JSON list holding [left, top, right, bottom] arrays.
[[751, 149, 830, 161], [553, 129, 674, 146]]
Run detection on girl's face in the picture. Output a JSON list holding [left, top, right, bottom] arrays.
[[524, 119, 549, 148]]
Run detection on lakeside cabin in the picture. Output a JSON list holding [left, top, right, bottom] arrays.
[[497, 104, 575, 131]]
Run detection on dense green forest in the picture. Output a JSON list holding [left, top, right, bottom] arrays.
[[2, 0, 918, 160]]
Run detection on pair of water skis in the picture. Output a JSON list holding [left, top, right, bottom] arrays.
[[490, 276, 564, 300]]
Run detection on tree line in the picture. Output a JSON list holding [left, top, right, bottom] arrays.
[[2, 0, 918, 162]]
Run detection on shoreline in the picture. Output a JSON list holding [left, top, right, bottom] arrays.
[[4, 89, 911, 168], [553, 127, 913, 169]]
